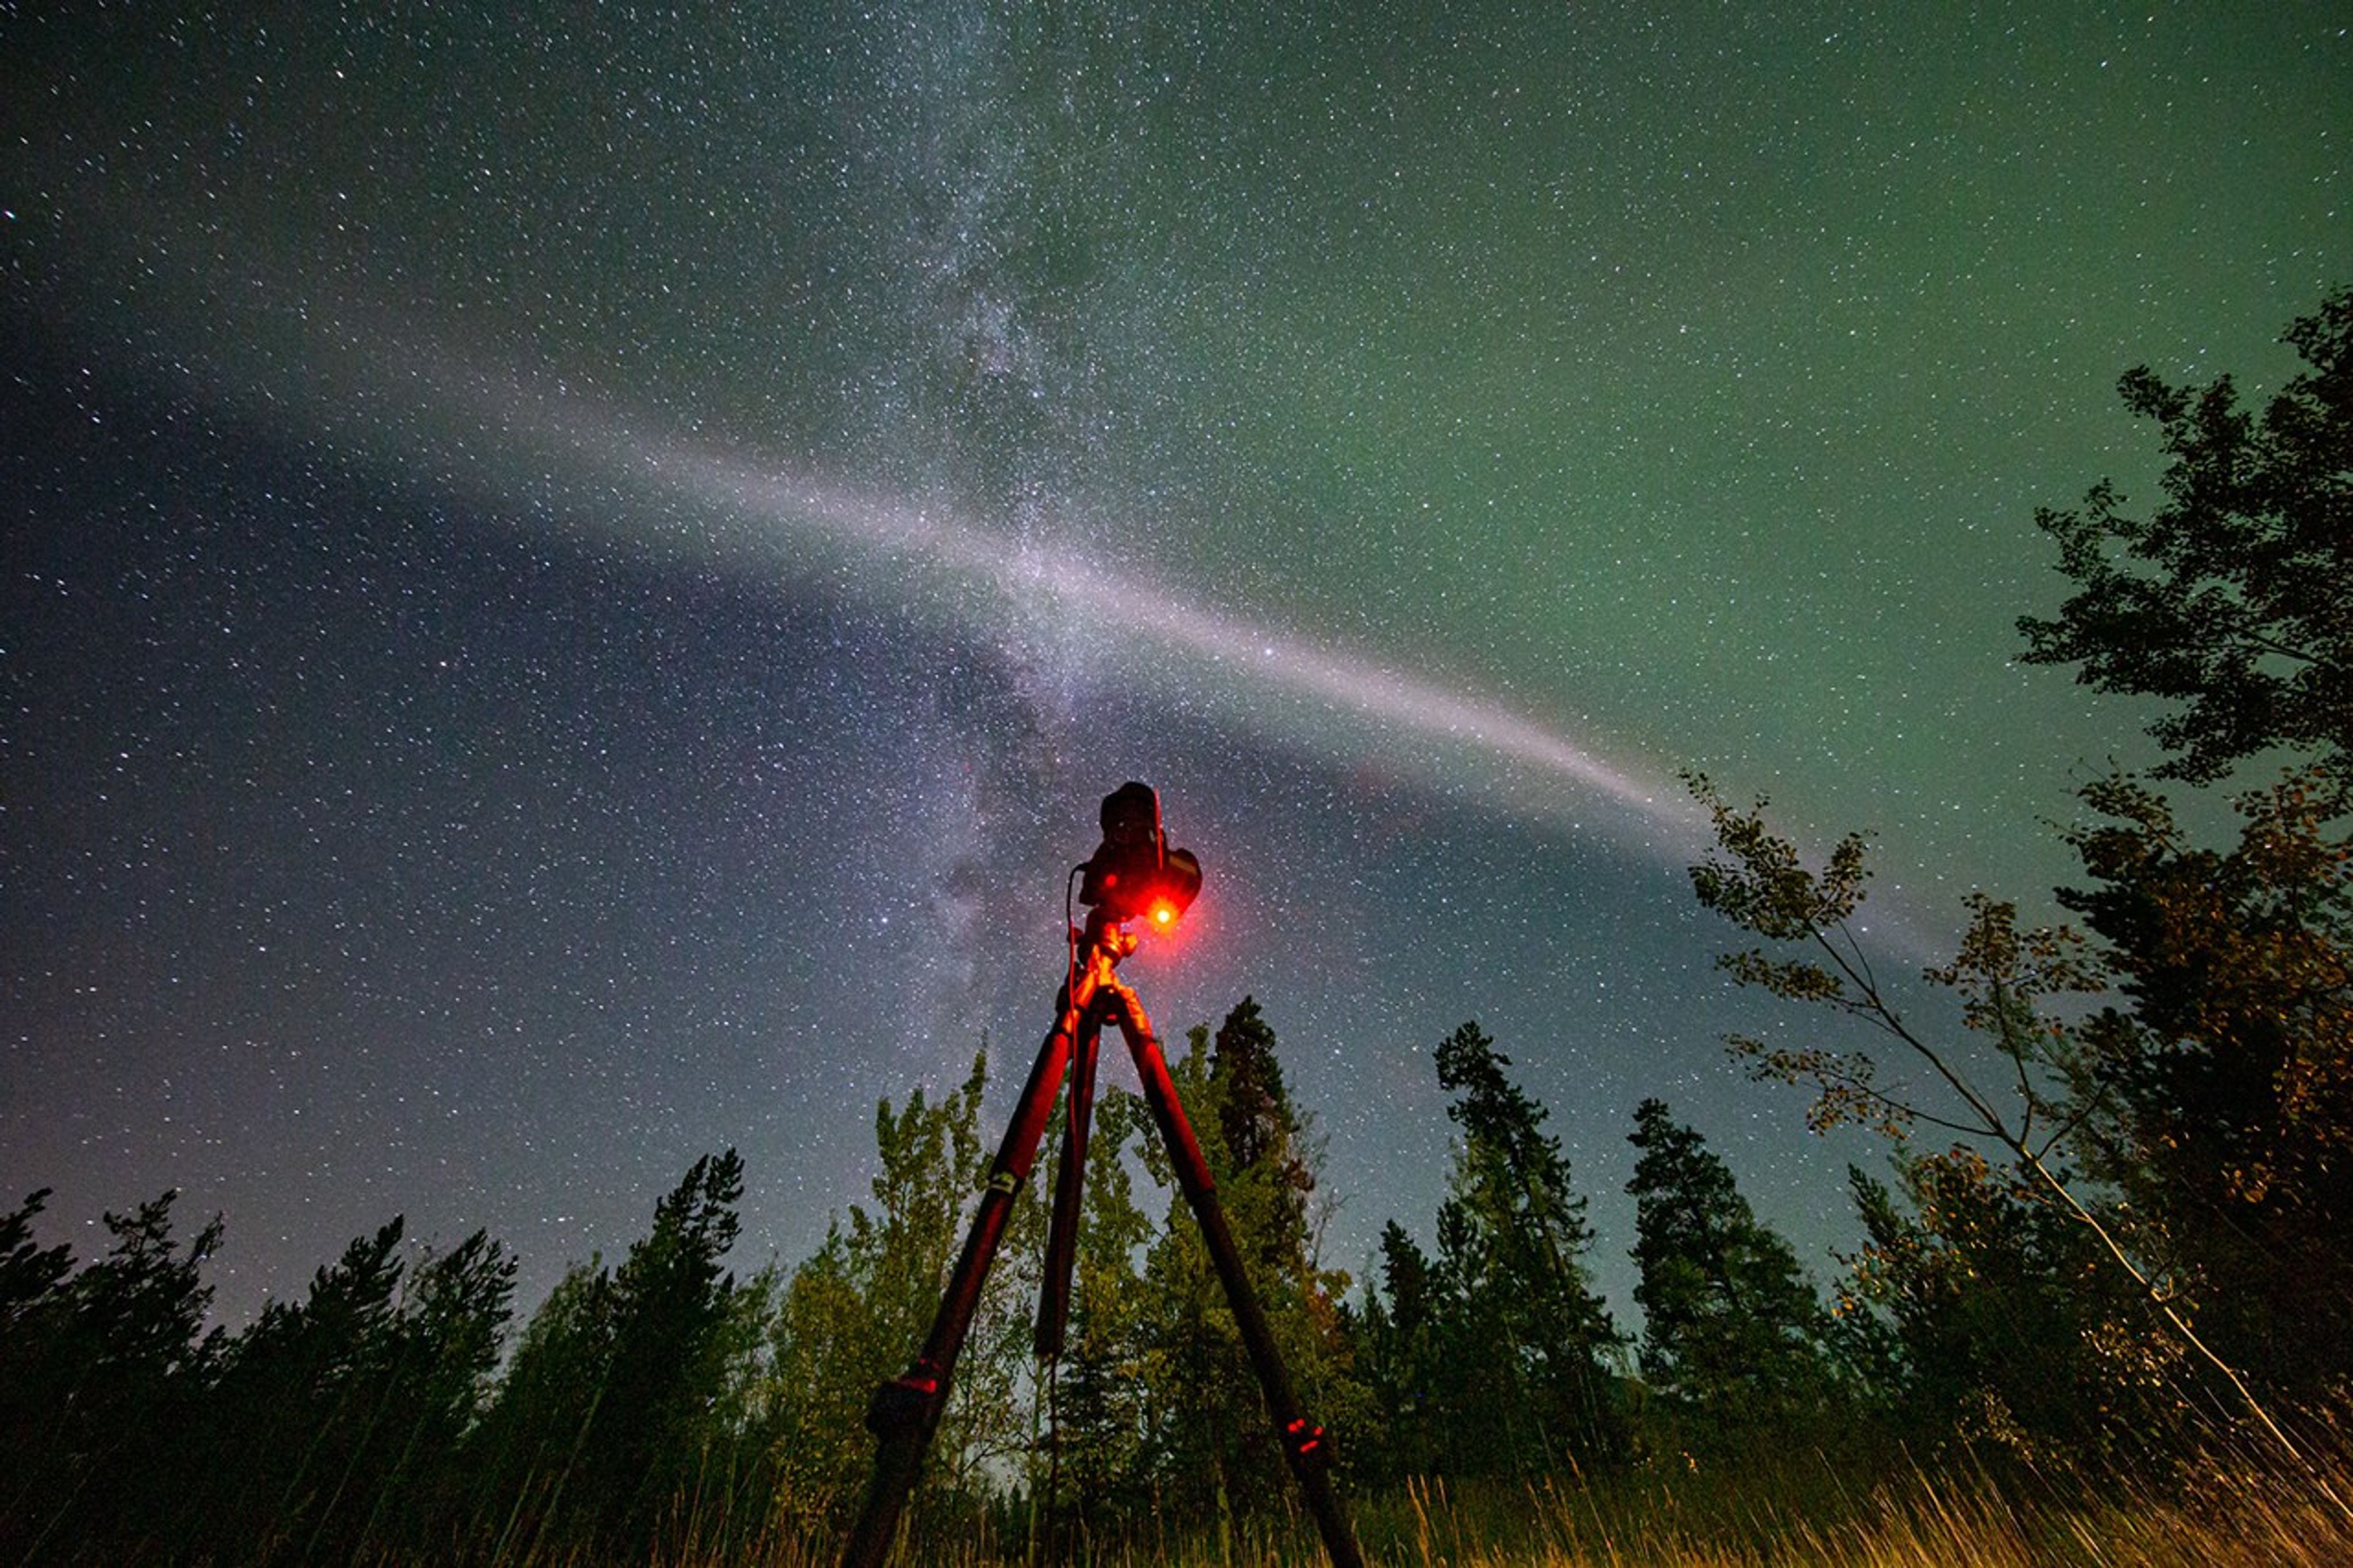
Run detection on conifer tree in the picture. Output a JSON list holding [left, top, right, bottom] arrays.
[[465, 1150, 746, 1557], [1351, 1219, 1445, 1482], [1431, 1022, 1626, 1473], [594, 1149, 747, 1545], [1135, 999, 1355, 1527], [0, 1189, 223, 1561], [194, 1216, 518, 1562], [1042, 1086, 1155, 1534], [1625, 1099, 1835, 1450]]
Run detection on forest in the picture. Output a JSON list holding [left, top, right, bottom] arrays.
[[4, 291, 2348, 1566]]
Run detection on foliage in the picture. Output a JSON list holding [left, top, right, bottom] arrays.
[[2018, 286, 2353, 783], [754, 1050, 1042, 1542], [463, 1150, 747, 1559], [0, 1188, 223, 1562], [1681, 771, 2289, 1458], [1131, 998, 1361, 1530], [1839, 1152, 2170, 1464], [1351, 1218, 1448, 1482], [1681, 287, 2353, 1476], [1435, 1021, 1628, 1471], [1625, 1099, 1840, 1452], [2055, 766, 2353, 1394], [1353, 1022, 1627, 1483], [183, 1216, 517, 1562], [1038, 1084, 1157, 1536], [1685, 773, 2104, 1151]]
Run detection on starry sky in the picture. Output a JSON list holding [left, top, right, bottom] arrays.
[[5, 2, 2348, 1332]]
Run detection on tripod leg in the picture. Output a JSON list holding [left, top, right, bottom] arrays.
[[840, 998, 1085, 1568], [1110, 991, 1367, 1568], [1036, 1006, 1102, 1361]]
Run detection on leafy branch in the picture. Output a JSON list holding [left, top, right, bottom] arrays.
[[1681, 771, 2328, 1485]]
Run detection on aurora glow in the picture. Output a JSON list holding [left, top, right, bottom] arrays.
[[7, 2, 2347, 1331]]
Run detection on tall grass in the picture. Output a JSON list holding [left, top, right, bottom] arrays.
[[584, 1411, 2353, 1568], [45, 1408, 2340, 1565]]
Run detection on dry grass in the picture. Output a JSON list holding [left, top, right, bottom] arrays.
[[736, 1422, 2353, 1568], [321, 1412, 2353, 1566]]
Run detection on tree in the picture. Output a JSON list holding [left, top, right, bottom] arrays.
[[1683, 774, 2303, 1456], [1687, 281, 2353, 1455], [1133, 999, 1357, 1531], [2010, 284, 2353, 1409], [755, 1052, 1039, 1542], [1349, 1219, 1446, 1483], [0, 1189, 72, 1332], [758, 1229, 874, 1535], [194, 1216, 519, 1563], [1625, 1099, 1836, 1451], [465, 1254, 616, 1555], [0, 1188, 75, 1523], [2018, 287, 2353, 783], [200, 1217, 412, 1557], [0, 1190, 223, 1562], [2055, 769, 2353, 1393], [1038, 1086, 1156, 1538], [464, 1150, 748, 1558], [1212, 998, 1314, 1268], [1428, 1021, 1626, 1473], [591, 1148, 747, 1547], [360, 1229, 519, 1554], [1839, 1150, 2163, 1463]]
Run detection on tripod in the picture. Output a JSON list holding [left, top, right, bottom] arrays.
[[840, 907, 1365, 1568]]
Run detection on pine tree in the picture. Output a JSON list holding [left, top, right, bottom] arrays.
[[200, 1216, 412, 1554], [193, 1216, 519, 1562], [594, 1149, 746, 1546], [464, 1150, 747, 1558], [1135, 999, 1356, 1529], [1431, 1021, 1626, 1473], [0, 1188, 76, 1543], [1625, 1099, 1835, 1451], [0, 1190, 223, 1561], [1351, 1219, 1445, 1482]]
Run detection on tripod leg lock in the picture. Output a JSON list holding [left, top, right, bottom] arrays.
[[865, 1362, 942, 1439], [1279, 1416, 1332, 1469]]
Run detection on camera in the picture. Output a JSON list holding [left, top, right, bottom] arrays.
[[1078, 782, 1202, 930]]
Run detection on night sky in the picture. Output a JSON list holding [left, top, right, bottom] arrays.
[[6, 3, 2348, 1333]]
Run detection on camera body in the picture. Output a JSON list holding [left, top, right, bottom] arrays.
[[1078, 781, 1202, 929]]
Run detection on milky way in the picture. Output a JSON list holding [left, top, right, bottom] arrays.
[[6, 2, 2348, 1329]]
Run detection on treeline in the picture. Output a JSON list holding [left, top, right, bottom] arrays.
[[0, 1006, 1873, 1565], [5, 289, 2347, 1563]]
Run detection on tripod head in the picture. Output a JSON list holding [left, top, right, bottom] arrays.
[[1077, 781, 1202, 933]]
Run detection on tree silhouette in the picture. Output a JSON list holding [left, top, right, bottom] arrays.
[[2057, 770, 2353, 1395], [1431, 1021, 1626, 1473], [2019, 287, 2353, 783], [464, 1150, 747, 1558], [0, 1189, 222, 1562], [1136, 999, 1355, 1529], [1626, 1099, 1836, 1451]]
